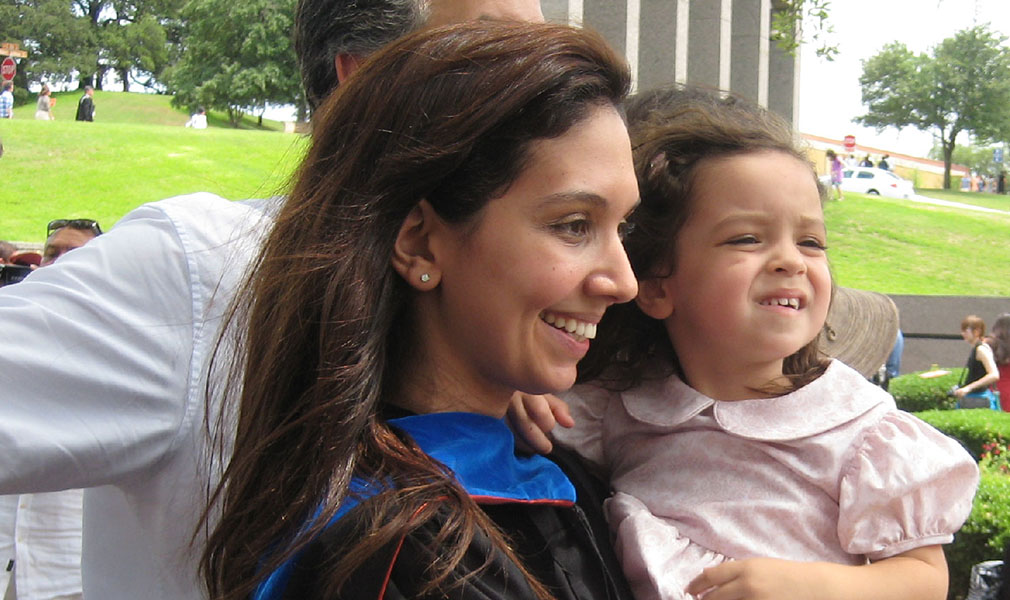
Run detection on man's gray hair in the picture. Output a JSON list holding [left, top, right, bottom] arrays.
[[295, 0, 429, 110]]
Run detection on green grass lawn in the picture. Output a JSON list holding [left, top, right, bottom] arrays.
[[2, 91, 1009, 297], [824, 192, 1010, 295], [15, 89, 287, 130], [1, 109, 307, 244]]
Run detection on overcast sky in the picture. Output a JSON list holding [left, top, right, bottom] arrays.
[[797, 0, 1010, 157]]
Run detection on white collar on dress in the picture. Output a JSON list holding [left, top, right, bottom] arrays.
[[619, 360, 895, 440]]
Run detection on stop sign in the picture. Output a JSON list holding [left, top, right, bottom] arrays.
[[843, 135, 856, 151], [0, 57, 14, 81]]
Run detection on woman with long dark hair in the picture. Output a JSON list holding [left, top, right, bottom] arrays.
[[203, 21, 639, 600]]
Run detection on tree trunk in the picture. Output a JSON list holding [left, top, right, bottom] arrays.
[[120, 68, 130, 92], [96, 65, 109, 91], [942, 140, 954, 190]]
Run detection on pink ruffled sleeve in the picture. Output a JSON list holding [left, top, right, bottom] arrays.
[[838, 411, 980, 561], [554, 384, 614, 473]]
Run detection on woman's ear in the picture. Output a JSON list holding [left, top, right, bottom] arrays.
[[392, 200, 442, 290], [636, 276, 676, 320]]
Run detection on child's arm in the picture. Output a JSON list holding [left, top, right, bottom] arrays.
[[684, 545, 947, 600], [506, 392, 573, 454]]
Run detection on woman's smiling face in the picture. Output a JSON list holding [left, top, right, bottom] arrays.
[[413, 103, 639, 415]]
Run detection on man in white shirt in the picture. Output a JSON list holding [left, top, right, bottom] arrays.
[[0, 2, 543, 599]]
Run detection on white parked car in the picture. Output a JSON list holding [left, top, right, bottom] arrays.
[[838, 167, 915, 199]]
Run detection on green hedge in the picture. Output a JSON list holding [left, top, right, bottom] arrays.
[[890, 369, 964, 412], [917, 409, 1010, 459], [945, 469, 1010, 599], [912, 406, 1010, 598]]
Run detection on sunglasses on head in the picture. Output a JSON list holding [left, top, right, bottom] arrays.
[[47, 219, 103, 238]]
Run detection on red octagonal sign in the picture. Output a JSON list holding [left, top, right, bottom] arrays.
[[1, 57, 15, 81]]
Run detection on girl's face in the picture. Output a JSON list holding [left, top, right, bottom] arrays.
[[414, 104, 639, 415], [648, 150, 831, 400]]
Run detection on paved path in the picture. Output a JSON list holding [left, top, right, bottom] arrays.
[[909, 193, 1010, 215]]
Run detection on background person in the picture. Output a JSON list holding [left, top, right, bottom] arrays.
[[74, 86, 94, 122], [0, 2, 546, 599], [826, 148, 844, 201], [34, 85, 52, 121], [40, 219, 103, 267], [185, 107, 207, 129], [0, 223, 102, 600], [954, 315, 1000, 409], [987, 313, 1010, 411], [213, 21, 638, 600], [0, 82, 13, 119], [0, 241, 15, 263]]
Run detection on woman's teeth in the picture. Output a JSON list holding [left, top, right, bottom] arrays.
[[541, 312, 597, 340]]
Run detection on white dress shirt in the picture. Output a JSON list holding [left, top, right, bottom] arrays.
[[0, 193, 275, 599], [0, 491, 84, 600]]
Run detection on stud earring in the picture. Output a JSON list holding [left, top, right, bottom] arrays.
[[420, 273, 430, 283]]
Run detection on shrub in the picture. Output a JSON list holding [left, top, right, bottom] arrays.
[[946, 468, 1010, 599], [912, 412, 1010, 599], [891, 368, 964, 412], [916, 409, 1010, 459]]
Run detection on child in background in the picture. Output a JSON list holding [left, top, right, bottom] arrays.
[[524, 86, 979, 600], [826, 148, 844, 200]]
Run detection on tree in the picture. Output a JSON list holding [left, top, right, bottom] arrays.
[[771, 0, 838, 61], [0, 0, 96, 88], [857, 26, 1010, 189], [165, 0, 300, 127], [0, 0, 181, 91], [930, 141, 1007, 181], [74, 0, 184, 90]]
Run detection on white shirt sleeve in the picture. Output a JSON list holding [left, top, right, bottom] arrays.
[[0, 202, 199, 492]]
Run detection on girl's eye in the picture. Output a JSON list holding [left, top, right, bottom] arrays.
[[799, 238, 827, 251], [726, 235, 759, 245]]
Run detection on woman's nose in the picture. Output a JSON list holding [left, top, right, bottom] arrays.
[[589, 236, 638, 304]]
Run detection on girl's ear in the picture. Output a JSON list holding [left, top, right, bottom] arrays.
[[636, 276, 676, 320], [391, 200, 442, 290]]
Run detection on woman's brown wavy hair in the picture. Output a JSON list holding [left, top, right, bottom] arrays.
[[201, 21, 630, 600], [579, 85, 830, 392]]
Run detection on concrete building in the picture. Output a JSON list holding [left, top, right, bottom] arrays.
[[542, 0, 800, 124]]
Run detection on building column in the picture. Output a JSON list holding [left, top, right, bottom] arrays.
[[636, 0, 687, 91], [730, 0, 769, 106], [687, 0, 731, 90], [767, 1, 800, 125]]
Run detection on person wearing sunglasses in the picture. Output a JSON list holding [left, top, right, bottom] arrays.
[[40, 219, 102, 267]]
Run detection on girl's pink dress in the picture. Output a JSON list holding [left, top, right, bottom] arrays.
[[556, 360, 979, 600]]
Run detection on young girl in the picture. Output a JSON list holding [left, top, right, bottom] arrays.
[[528, 86, 979, 600], [826, 149, 844, 201]]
